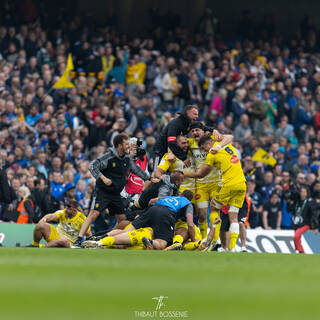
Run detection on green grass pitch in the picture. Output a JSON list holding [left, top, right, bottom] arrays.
[[0, 248, 319, 320]]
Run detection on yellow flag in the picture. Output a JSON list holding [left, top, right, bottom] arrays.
[[252, 148, 277, 166], [52, 54, 75, 89]]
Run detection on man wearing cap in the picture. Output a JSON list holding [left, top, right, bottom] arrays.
[[30, 199, 91, 248], [153, 104, 199, 169], [188, 122, 233, 240]]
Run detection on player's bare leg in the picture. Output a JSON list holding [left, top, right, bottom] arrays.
[[239, 222, 247, 252], [32, 221, 51, 246], [45, 237, 70, 248]]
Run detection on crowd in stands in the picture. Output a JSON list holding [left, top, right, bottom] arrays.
[[1, 2, 320, 231]]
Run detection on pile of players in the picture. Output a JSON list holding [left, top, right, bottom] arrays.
[[31, 104, 248, 252]]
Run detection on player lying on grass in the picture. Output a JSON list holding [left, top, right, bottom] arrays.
[[30, 199, 91, 248], [83, 190, 195, 250], [184, 135, 246, 252], [164, 219, 203, 251]]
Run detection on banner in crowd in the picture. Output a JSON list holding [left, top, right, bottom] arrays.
[[1, 224, 320, 253]]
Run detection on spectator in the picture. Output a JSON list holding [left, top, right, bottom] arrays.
[[234, 114, 252, 144], [262, 192, 282, 230]]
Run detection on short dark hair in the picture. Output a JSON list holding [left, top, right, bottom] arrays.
[[181, 189, 194, 201], [170, 170, 184, 184], [184, 104, 198, 112], [65, 198, 78, 209], [113, 133, 129, 148], [198, 135, 213, 147]]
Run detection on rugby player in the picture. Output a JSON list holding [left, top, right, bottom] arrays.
[[219, 195, 250, 252], [83, 190, 195, 250], [185, 135, 246, 252], [188, 122, 233, 241], [153, 135, 196, 202], [30, 199, 91, 248]]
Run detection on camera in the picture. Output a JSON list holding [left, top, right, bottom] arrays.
[[136, 138, 146, 160], [130, 137, 146, 160]]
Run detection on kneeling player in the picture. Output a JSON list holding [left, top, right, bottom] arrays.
[[31, 199, 91, 248], [83, 190, 195, 250]]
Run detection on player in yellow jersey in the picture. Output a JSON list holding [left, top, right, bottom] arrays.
[[153, 135, 196, 201], [30, 199, 91, 248], [185, 135, 246, 252], [188, 122, 233, 242]]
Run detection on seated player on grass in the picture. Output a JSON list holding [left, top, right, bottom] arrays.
[[30, 199, 91, 248], [83, 190, 195, 250]]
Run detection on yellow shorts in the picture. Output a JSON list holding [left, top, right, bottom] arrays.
[[179, 186, 196, 204], [47, 225, 60, 242], [175, 220, 202, 241], [46, 225, 73, 245], [195, 183, 214, 209], [210, 182, 246, 208]]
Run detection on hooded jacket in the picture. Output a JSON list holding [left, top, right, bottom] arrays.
[[89, 147, 150, 194]]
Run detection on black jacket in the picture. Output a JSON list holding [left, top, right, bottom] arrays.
[[154, 112, 191, 161], [89, 147, 150, 194], [138, 175, 179, 209], [290, 198, 319, 229], [0, 169, 11, 203]]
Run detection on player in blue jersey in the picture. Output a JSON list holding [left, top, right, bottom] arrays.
[[82, 190, 195, 250]]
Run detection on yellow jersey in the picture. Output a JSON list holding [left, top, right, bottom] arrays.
[[205, 142, 245, 187], [55, 209, 90, 244], [188, 136, 221, 185], [158, 153, 196, 190]]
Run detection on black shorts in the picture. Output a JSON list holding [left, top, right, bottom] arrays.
[[220, 204, 248, 231], [132, 205, 175, 243], [90, 188, 125, 216]]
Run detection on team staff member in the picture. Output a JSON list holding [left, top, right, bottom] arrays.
[[185, 136, 246, 252], [188, 122, 233, 239], [30, 199, 91, 248], [73, 133, 151, 248], [83, 191, 195, 250], [153, 104, 199, 168]]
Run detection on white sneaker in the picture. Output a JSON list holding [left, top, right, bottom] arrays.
[[230, 248, 237, 253], [82, 240, 104, 249], [241, 247, 247, 252], [217, 247, 226, 252]]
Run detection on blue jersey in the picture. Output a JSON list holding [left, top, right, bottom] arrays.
[[155, 196, 191, 213]]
